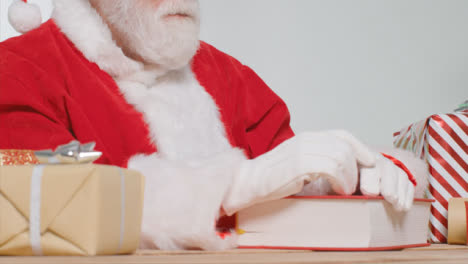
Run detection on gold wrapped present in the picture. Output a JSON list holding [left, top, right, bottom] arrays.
[[0, 164, 145, 256], [448, 198, 468, 245]]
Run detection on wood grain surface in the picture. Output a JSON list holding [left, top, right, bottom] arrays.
[[0, 244, 467, 264]]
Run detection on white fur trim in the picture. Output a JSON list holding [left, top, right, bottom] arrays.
[[8, 0, 42, 34], [117, 66, 235, 162], [52, 0, 143, 77], [129, 149, 245, 250]]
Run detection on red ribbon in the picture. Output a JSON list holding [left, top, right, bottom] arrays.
[[381, 153, 418, 187]]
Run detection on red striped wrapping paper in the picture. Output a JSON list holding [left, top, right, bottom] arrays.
[[393, 111, 468, 243]]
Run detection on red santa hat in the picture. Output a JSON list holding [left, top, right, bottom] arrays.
[[8, 0, 42, 34]]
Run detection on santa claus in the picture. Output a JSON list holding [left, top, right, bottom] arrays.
[[1, 0, 428, 250]]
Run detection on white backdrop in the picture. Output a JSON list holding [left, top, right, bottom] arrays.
[[1, 0, 467, 146]]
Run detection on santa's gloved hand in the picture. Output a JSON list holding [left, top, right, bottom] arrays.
[[360, 153, 416, 212], [222, 130, 376, 215]]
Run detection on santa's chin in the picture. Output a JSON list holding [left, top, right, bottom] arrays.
[[119, 16, 200, 71], [141, 23, 200, 70]]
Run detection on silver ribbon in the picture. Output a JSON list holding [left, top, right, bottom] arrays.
[[118, 168, 126, 253], [30, 165, 46, 256], [34, 141, 102, 164]]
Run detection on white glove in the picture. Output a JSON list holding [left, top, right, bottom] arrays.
[[222, 130, 376, 215], [360, 153, 416, 212]]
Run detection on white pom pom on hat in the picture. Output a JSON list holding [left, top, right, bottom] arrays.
[[8, 0, 43, 34]]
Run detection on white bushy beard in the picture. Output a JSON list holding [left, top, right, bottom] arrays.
[[101, 0, 201, 71]]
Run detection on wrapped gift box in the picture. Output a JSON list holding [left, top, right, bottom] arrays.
[[0, 155, 145, 255], [448, 198, 468, 245], [394, 112, 468, 243]]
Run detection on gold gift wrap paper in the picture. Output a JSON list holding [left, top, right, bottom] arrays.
[[448, 198, 468, 245], [0, 164, 145, 255]]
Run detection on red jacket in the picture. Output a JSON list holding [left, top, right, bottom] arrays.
[[0, 20, 294, 167]]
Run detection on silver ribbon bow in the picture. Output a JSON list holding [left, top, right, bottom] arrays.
[[34, 140, 102, 164]]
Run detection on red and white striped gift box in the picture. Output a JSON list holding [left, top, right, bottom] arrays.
[[394, 112, 468, 243]]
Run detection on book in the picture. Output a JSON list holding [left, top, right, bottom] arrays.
[[236, 196, 433, 251]]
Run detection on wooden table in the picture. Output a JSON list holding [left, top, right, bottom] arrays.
[[1, 244, 467, 264]]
